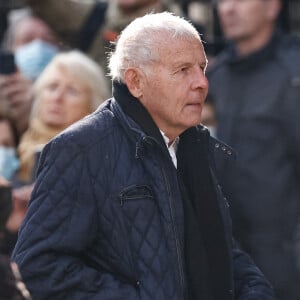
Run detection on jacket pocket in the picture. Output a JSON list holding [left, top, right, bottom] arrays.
[[119, 185, 154, 206]]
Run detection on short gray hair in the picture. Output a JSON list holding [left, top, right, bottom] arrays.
[[108, 12, 201, 82]]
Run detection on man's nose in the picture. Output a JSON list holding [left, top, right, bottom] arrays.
[[192, 68, 209, 91]]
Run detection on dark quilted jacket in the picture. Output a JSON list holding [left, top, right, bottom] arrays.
[[12, 85, 275, 299]]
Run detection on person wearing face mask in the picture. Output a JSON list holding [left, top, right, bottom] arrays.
[[0, 10, 61, 139], [0, 113, 22, 256], [0, 114, 19, 182], [23, 0, 205, 86], [3, 50, 109, 256]]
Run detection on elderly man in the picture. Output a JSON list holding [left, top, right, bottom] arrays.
[[12, 12, 274, 299]]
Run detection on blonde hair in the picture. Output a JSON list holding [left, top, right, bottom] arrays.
[[18, 50, 110, 183], [34, 50, 109, 113]]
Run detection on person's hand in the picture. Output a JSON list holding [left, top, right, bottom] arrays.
[[6, 184, 34, 233], [0, 73, 33, 132], [0, 175, 10, 187]]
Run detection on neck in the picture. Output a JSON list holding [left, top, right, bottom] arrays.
[[235, 26, 275, 57]]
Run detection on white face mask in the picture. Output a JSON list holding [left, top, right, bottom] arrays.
[[15, 39, 59, 81], [0, 146, 20, 180]]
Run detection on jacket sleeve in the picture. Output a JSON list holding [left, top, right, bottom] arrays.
[[232, 241, 275, 300], [24, 0, 92, 46], [12, 135, 138, 300]]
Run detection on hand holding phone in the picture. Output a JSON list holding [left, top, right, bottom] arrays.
[[0, 51, 17, 75]]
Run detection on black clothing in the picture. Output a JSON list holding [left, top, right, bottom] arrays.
[[12, 82, 275, 299], [207, 30, 300, 300]]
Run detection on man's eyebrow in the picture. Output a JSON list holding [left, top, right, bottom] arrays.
[[172, 61, 192, 69]]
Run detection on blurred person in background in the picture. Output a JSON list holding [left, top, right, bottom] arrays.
[[207, 0, 300, 299], [0, 113, 19, 182], [3, 50, 109, 256], [0, 113, 20, 256], [17, 50, 109, 184], [0, 176, 32, 300], [23, 0, 204, 81], [0, 10, 61, 138]]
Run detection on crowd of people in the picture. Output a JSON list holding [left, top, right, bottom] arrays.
[[0, 0, 299, 299]]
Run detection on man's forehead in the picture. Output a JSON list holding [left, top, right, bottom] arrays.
[[155, 36, 205, 62]]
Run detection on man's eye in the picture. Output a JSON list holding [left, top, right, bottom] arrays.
[[180, 67, 188, 73]]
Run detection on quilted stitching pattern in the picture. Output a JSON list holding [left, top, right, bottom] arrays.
[[13, 101, 183, 299]]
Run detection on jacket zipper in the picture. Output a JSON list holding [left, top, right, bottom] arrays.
[[160, 163, 185, 299], [139, 135, 186, 298]]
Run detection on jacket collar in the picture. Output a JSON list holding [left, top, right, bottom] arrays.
[[111, 80, 232, 162], [112, 80, 166, 147], [225, 29, 283, 71]]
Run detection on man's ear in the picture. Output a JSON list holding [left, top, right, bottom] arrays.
[[124, 68, 143, 98]]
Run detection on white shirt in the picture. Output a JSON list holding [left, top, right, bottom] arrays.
[[160, 130, 180, 168]]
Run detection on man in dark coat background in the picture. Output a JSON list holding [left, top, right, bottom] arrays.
[[207, 0, 300, 299]]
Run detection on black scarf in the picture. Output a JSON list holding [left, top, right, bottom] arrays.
[[113, 81, 232, 300], [177, 130, 232, 300]]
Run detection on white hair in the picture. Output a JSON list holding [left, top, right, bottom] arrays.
[[108, 12, 201, 82]]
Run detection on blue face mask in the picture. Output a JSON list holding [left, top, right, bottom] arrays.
[[15, 39, 59, 81], [0, 146, 20, 181]]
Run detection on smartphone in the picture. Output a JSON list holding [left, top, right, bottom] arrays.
[[0, 51, 17, 75]]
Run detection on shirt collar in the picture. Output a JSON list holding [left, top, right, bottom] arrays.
[[160, 130, 180, 168]]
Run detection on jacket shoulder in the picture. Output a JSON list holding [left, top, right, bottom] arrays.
[[207, 136, 237, 187], [42, 100, 118, 163], [207, 50, 230, 77], [209, 136, 236, 161], [277, 35, 300, 82]]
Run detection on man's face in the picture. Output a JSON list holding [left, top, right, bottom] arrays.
[[138, 35, 208, 140], [217, 0, 276, 42]]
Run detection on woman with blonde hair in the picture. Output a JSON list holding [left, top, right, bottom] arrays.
[[18, 50, 109, 183]]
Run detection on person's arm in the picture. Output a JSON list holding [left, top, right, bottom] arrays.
[[24, 0, 93, 46], [0, 73, 33, 135], [232, 242, 275, 299], [12, 135, 138, 299]]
